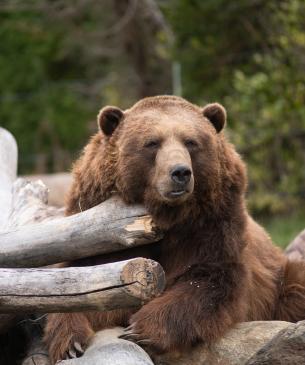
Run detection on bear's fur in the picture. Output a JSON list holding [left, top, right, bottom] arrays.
[[44, 96, 305, 364]]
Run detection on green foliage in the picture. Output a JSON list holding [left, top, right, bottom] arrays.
[[226, 0, 305, 214], [1, 0, 305, 216], [0, 4, 91, 172], [164, 0, 276, 100], [258, 210, 305, 248], [167, 0, 305, 214]]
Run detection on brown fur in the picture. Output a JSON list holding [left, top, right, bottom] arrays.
[[44, 96, 305, 364]]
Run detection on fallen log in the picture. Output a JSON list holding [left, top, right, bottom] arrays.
[[0, 258, 165, 313], [0, 127, 17, 229], [0, 180, 162, 268], [0, 128, 164, 365], [0, 128, 19, 334]]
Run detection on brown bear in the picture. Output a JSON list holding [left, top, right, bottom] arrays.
[[44, 95, 305, 364]]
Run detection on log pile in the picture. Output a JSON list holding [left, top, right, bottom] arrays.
[[1, 126, 305, 365]]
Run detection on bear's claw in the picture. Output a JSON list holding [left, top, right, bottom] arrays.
[[63, 341, 85, 360], [120, 324, 151, 346]]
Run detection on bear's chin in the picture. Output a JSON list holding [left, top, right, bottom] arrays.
[[143, 188, 199, 230]]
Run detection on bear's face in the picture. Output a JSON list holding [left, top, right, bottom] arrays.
[[97, 96, 227, 216]]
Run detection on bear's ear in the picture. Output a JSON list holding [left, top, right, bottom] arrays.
[[202, 103, 226, 133], [97, 106, 124, 136]]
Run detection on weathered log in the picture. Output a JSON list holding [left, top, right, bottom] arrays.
[[6, 178, 64, 230], [0, 258, 165, 313], [0, 127, 164, 365], [0, 180, 162, 268], [0, 128, 19, 334], [24, 173, 72, 207], [285, 228, 305, 261], [0, 127, 17, 229], [58, 328, 154, 365]]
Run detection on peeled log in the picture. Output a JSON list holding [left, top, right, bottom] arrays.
[[0, 127, 17, 229], [0, 180, 162, 268], [0, 128, 19, 334], [0, 258, 165, 313]]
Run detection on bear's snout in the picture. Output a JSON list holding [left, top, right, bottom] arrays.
[[165, 163, 193, 200], [171, 164, 192, 185]]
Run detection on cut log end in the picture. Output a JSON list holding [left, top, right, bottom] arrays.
[[121, 258, 165, 302]]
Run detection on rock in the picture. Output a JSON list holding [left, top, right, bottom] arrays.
[[246, 320, 305, 365], [58, 327, 154, 365], [21, 321, 294, 365], [22, 337, 50, 365], [153, 321, 291, 365]]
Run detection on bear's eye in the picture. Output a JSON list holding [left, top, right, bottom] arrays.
[[144, 139, 160, 149], [184, 139, 198, 149]]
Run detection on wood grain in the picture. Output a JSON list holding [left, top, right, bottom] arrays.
[[0, 258, 165, 313]]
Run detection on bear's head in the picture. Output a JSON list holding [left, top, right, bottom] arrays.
[[96, 96, 246, 228]]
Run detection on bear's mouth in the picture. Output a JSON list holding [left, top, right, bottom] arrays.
[[168, 189, 187, 198], [156, 183, 194, 203]]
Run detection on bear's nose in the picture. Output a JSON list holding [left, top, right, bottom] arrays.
[[171, 165, 192, 185]]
